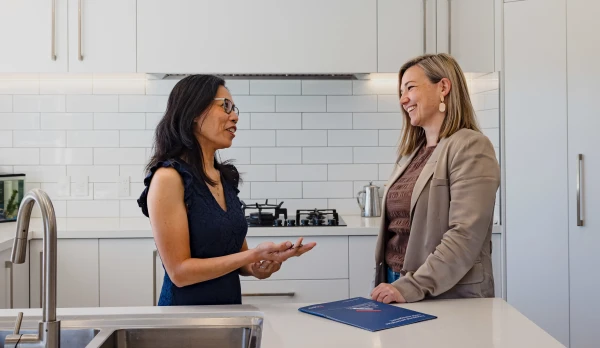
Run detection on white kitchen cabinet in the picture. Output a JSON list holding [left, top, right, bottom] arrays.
[[0, 0, 68, 73], [348, 236, 378, 298], [436, 0, 496, 73], [30, 239, 99, 308], [99, 238, 157, 307], [244, 236, 348, 280], [67, 0, 136, 73], [567, 1, 600, 346], [0, 246, 29, 309], [377, 0, 437, 73], [137, 0, 377, 74], [504, 0, 569, 345], [241, 279, 349, 305]]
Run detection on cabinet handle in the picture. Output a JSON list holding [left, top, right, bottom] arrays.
[[78, 0, 83, 61], [242, 292, 295, 297], [152, 249, 157, 305], [39, 251, 43, 307], [577, 154, 584, 226], [51, 0, 57, 60], [5, 261, 13, 309], [447, 0, 452, 55], [422, 0, 427, 54]]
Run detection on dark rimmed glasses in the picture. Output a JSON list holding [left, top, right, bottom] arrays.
[[214, 98, 239, 115]]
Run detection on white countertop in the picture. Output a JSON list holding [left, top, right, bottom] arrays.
[[0, 298, 562, 348], [0, 216, 502, 252]]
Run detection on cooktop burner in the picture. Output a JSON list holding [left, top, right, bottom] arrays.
[[241, 200, 346, 227]]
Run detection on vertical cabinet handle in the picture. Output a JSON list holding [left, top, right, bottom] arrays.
[[447, 0, 452, 55], [51, 0, 57, 60], [422, 0, 427, 54], [78, 0, 83, 61], [152, 250, 157, 305], [5, 261, 13, 309], [577, 154, 584, 226]]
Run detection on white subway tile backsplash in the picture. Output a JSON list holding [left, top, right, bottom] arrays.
[[484, 91, 500, 109], [94, 148, 146, 165], [65, 218, 119, 231], [236, 113, 250, 130], [94, 113, 145, 130], [0, 149, 39, 165], [68, 165, 119, 183], [0, 96, 12, 112], [67, 130, 119, 147], [251, 148, 302, 164], [40, 148, 92, 165], [94, 183, 118, 199], [120, 165, 147, 182], [0, 166, 13, 173], [328, 164, 378, 181], [377, 95, 401, 112], [13, 95, 65, 112], [13, 130, 65, 147], [67, 200, 120, 218], [0, 131, 12, 147], [276, 165, 327, 182], [251, 182, 302, 199], [234, 130, 276, 147], [234, 96, 275, 112], [327, 96, 377, 112], [276, 130, 327, 147], [354, 147, 397, 164], [31, 199, 66, 218], [119, 218, 150, 230], [0, 113, 39, 129], [41, 113, 93, 130], [302, 113, 352, 130], [477, 109, 500, 128], [471, 94, 486, 111], [0, 79, 39, 94], [120, 130, 154, 147], [327, 198, 360, 215], [146, 79, 178, 95], [302, 81, 352, 95], [276, 199, 328, 214], [379, 130, 401, 146], [250, 80, 301, 95], [303, 182, 353, 198], [94, 79, 145, 95], [13, 165, 65, 182], [120, 200, 141, 217], [328, 130, 378, 146], [225, 80, 250, 95], [353, 80, 398, 95], [482, 128, 500, 148], [119, 95, 167, 112], [354, 181, 387, 198], [302, 147, 353, 164], [238, 182, 251, 199], [236, 165, 276, 182], [40, 79, 92, 95], [251, 113, 301, 129], [353, 113, 403, 129], [276, 96, 326, 112], [379, 164, 395, 181], [470, 78, 498, 94], [67, 95, 118, 112], [145, 113, 163, 130], [217, 147, 251, 164]]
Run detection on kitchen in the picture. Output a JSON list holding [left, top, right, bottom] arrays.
[[0, 0, 597, 347]]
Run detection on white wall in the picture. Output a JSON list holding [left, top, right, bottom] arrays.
[[0, 73, 499, 231]]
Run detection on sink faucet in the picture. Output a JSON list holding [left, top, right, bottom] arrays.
[[5, 188, 60, 348]]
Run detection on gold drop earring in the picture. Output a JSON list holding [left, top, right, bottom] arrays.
[[439, 94, 446, 113]]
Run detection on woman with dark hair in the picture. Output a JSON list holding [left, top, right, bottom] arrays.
[[138, 74, 316, 306]]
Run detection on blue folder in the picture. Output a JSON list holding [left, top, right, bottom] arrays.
[[298, 297, 437, 332]]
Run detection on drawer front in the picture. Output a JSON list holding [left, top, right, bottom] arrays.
[[241, 279, 349, 305], [245, 236, 348, 280]]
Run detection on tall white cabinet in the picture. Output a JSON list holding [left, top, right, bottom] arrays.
[[505, 0, 600, 346]]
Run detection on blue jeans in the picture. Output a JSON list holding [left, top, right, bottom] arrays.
[[387, 267, 401, 283]]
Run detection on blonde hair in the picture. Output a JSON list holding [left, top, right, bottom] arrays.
[[397, 53, 480, 157]]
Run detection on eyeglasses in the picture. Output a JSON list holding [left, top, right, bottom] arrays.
[[214, 98, 239, 115]]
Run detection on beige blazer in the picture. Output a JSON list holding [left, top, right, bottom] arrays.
[[374, 128, 500, 302]]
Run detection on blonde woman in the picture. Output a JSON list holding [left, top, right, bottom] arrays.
[[370, 54, 500, 304]]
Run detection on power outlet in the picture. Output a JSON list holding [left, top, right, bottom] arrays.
[[73, 176, 89, 197], [57, 176, 70, 197], [118, 176, 130, 197]]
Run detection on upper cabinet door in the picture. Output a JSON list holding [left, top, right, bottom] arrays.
[[378, 0, 436, 73], [436, 0, 495, 72], [137, 0, 377, 74], [0, 0, 68, 73], [68, 0, 137, 73]]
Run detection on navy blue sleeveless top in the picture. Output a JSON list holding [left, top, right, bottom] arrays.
[[137, 159, 248, 306]]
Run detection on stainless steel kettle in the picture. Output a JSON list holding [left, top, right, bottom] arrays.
[[356, 182, 381, 217]]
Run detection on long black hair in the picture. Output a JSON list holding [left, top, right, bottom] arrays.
[[146, 74, 240, 188]]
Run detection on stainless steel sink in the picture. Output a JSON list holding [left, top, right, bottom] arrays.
[[0, 328, 99, 348]]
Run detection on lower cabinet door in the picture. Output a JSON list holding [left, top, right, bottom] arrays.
[[240, 279, 349, 305]]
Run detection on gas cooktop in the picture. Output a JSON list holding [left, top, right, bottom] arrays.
[[241, 200, 346, 227]]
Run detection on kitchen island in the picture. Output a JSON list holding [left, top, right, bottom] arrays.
[[0, 297, 563, 348]]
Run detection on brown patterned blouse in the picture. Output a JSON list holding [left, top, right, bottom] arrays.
[[385, 145, 436, 272]]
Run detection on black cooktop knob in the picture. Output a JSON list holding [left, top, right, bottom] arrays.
[[273, 219, 283, 227], [300, 219, 309, 226], [286, 219, 296, 227], [327, 219, 337, 226]]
